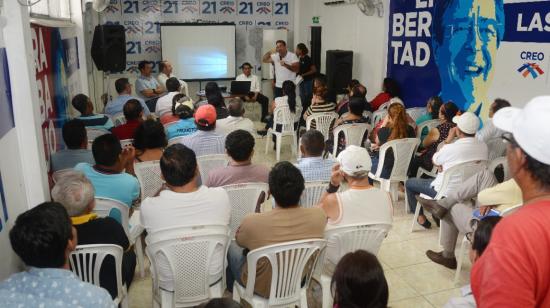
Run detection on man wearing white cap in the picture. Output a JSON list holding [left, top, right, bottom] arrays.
[[470, 96, 550, 307], [405, 112, 488, 231], [318, 145, 393, 267]]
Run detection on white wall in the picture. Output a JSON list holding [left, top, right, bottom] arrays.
[[295, 0, 388, 100]]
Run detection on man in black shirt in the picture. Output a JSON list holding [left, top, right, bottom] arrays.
[[296, 43, 317, 124], [51, 171, 136, 299]]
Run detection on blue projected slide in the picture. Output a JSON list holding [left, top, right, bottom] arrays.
[[179, 50, 228, 79]]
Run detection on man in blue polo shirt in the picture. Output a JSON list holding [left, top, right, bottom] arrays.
[[135, 60, 165, 112], [104, 77, 150, 117], [73, 94, 114, 131]]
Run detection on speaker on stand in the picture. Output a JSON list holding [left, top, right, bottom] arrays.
[[91, 24, 126, 73], [325, 50, 353, 95]]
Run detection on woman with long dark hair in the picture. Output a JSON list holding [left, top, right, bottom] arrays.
[[204, 82, 228, 119], [370, 77, 400, 111], [257, 80, 301, 136]]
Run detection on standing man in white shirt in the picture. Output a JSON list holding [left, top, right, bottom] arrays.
[[155, 77, 181, 117], [157, 60, 189, 96], [262, 40, 299, 99], [236, 62, 270, 122]]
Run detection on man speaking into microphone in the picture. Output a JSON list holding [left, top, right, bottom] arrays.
[[262, 40, 300, 99]]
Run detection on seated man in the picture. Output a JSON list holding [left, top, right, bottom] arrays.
[[179, 104, 226, 156], [206, 129, 269, 187], [72, 93, 114, 131], [50, 119, 94, 172], [51, 171, 136, 299], [157, 60, 189, 96], [112, 99, 144, 140], [227, 162, 327, 297], [75, 134, 139, 208], [155, 77, 181, 117], [417, 168, 522, 269], [140, 144, 230, 291], [215, 98, 255, 135], [104, 77, 150, 117], [318, 145, 393, 268], [405, 112, 488, 229], [236, 62, 269, 122], [295, 129, 335, 182], [475, 98, 510, 143], [135, 60, 165, 112], [0, 202, 113, 307]]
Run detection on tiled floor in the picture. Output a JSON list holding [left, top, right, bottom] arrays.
[[128, 117, 472, 307]]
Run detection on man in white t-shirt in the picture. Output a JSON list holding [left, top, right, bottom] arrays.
[[216, 98, 255, 135], [262, 40, 299, 99], [236, 62, 270, 121], [140, 143, 231, 291], [154, 77, 180, 117], [157, 60, 189, 96]]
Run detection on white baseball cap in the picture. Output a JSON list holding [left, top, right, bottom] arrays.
[[493, 96, 550, 165], [452, 112, 480, 135], [337, 145, 372, 175]]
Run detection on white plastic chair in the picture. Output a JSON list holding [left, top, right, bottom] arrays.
[[416, 119, 440, 139], [69, 244, 128, 308], [52, 168, 74, 183], [406, 107, 428, 122], [265, 106, 298, 161], [86, 127, 109, 149], [369, 138, 420, 206], [111, 112, 127, 127], [319, 223, 392, 308], [305, 112, 338, 141], [232, 239, 327, 308], [362, 111, 373, 124], [331, 123, 371, 157], [300, 181, 329, 208], [487, 138, 507, 160], [488, 156, 510, 183], [410, 161, 487, 233], [145, 225, 230, 308], [120, 138, 133, 148], [168, 136, 185, 146], [372, 109, 388, 127], [378, 101, 390, 110], [94, 197, 146, 278], [222, 183, 269, 238], [134, 160, 164, 200], [197, 154, 229, 185]]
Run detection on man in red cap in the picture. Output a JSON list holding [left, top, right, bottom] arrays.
[[178, 104, 226, 156]]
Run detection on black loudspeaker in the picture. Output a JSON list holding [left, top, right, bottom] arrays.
[[325, 50, 353, 94], [310, 26, 322, 73], [91, 25, 126, 72]]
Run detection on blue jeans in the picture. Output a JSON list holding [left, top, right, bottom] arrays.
[[405, 178, 437, 215], [226, 241, 246, 292]]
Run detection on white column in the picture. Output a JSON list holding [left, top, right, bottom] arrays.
[[3, 1, 49, 206], [70, 0, 90, 95]]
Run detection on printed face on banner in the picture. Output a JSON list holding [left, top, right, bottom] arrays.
[[432, 0, 504, 118]]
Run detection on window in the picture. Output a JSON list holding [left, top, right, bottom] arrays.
[[28, 0, 71, 20]]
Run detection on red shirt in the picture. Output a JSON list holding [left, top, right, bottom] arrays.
[[112, 119, 141, 140], [471, 199, 550, 307], [370, 92, 391, 111]]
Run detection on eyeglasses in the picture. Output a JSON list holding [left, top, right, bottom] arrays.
[[501, 132, 517, 146], [444, 20, 501, 43]]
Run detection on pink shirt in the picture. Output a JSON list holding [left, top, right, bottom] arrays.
[[471, 199, 550, 307], [206, 162, 269, 187]]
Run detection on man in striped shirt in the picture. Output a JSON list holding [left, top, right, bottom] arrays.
[[179, 104, 225, 156], [295, 129, 335, 182]]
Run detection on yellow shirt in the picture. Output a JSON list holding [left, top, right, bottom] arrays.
[[70, 213, 98, 225], [478, 179, 522, 211]]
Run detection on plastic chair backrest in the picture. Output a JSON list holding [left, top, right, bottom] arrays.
[[111, 112, 126, 126], [197, 154, 229, 185], [435, 161, 487, 199], [69, 244, 125, 304], [134, 160, 163, 200], [488, 156, 510, 182], [52, 168, 74, 183], [332, 123, 371, 156], [324, 223, 391, 258], [416, 119, 440, 138], [487, 138, 507, 160], [501, 204, 522, 216], [86, 127, 109, 149], [242, 239, 326, 306], [272, 105, 295, 134], [406, 107, 428, 122], [300, 181, 329, 208], [222, 183, 268, 238], [94, 197, 130, 237], [306, 112, 338, 141], [362, 111, 373, 124], [379, 101, 390, 110], [375, 138, 420, 181], [372, 109, 388, 126], [120, 138, 133, 148], [145, 225, 230, 307]]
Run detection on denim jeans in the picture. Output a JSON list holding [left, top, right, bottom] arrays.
[[405, 178, 437, 215], [226, 241, 246, 292]]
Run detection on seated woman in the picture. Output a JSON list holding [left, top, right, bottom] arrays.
[[370, 77, 400, 111], [369, 97, 414, 143], [332, 250, 389, 308], [409, 101, 459, 176], [327, 97, 369, 156], [257, 80, 301, 136], [165, 96, 197, 140], [370, 103, 415, 179], [204, 82, 228, 119], [303, 78, 336, 130], [335, 79, 361, 116], [416, 96, 443, 142], [133, 119, 167, 164]]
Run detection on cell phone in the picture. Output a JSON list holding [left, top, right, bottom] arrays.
[[473, 208, 501, 219]]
